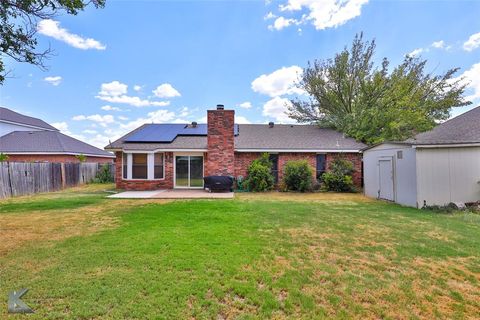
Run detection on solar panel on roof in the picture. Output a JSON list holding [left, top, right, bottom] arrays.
[[124, 124, 239, 143]]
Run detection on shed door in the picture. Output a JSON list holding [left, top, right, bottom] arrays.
[[378, 159, 394, 201]]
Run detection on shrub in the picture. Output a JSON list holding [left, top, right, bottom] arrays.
[[75, 154, 87, 162], [93, 164, 114, 183], [0, 153, 9, 162], [282, 160, 313, 192], [244, 153, 275, 192], [321, 158, 355, 192]]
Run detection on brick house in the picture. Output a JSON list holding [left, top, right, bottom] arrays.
[[105, 105, 366, 190], [0, 107, 114, 163]]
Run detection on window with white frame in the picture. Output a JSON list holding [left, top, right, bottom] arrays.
[[122, 153, 128, 179], [122, 152, 165, 180], [154, 153, 164, 179]]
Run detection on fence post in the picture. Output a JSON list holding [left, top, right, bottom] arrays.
[[61, 163, 66, 189]]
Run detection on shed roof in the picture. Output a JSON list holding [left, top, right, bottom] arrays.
[[407, 106, 480, 145]]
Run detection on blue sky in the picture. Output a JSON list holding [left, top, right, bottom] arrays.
[[1, 0, 480, 148]]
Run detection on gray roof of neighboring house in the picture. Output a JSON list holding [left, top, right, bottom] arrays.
[[406, 106, 480, 145], [0, 107, 58, 131], [0, 131, 115, 157], [106, 123, 366, 151]]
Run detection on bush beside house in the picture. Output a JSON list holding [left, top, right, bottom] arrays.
[[244, 153, 275, 192], [322, 158, 355, 192], [282, 160, 314, 192]]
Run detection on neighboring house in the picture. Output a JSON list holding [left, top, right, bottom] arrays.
[[363, 106, 480, 208], [0, 107, 114, 163], [105, 105, 366, 190]]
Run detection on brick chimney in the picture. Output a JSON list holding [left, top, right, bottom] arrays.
[[205, 104, 235, 176]]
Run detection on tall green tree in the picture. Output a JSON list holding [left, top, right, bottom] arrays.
[[288, 33, 471, 144], [0, 0, 105, 84]]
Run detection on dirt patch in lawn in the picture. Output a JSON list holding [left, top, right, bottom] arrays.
[[0, 199, 171, 256], [236, 192, 372, 203]]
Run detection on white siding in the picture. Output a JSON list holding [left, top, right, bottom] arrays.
[[0, 121, 44, 137], [416, 147, 480, 206], [363, 144, 417, 207]]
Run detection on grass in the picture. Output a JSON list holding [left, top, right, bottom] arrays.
[[1, 186, 480, 319]]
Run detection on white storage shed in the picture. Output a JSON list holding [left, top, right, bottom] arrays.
[[363, 106, 480, 208]]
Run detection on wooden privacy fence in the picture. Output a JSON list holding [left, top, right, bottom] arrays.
[[0, 162, 114, 199]]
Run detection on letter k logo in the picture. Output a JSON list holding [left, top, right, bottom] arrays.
[[8, 288, 34, 314]]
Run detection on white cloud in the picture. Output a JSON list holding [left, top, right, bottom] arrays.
[[118, 109, 176, 132], [270, 0, 369, 31], [51, 121, 69, 133], [264, 11, 276, 20], [178, 107, 190, 117], [237, 101, 252, 109], [431, 40, 445, 49], [252, 66, 304, 97], [407, 48, 424, 57], [44, 76, 62, 86], [197, 116, 207, 123], [235, 115, 252, 124], [51, 121, 85, 141], [37, 19, 106, 50], [97, 95, 170, 107], [269, 17, 297, 31], [152, 83, 181, 98], [96, 81, 170, 107], [101, 105, 121, 111], [118, 115, 129, 121], [463, 32, 480, 52], [133, 85, 142, 92], [262, 96, 294, 122], [99, 81, 127, 97], [83, 129, 97, 134], [459, 62, 480, 102], [72, 114, 115, 127]]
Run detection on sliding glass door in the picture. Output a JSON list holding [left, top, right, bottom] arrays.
[[175, 155, 204, 188]]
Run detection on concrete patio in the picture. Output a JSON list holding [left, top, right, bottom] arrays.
[[108, 189, 234, 199]]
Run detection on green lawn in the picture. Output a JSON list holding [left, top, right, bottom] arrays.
[[1, 185, 479, 319]]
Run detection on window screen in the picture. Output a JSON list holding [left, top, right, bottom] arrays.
[[316, 154, 326, 181], [132, 154, 147, 179]]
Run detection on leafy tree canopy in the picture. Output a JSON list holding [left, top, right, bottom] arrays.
[[0, 0, 105, 84], [288, 33, 471, 144]]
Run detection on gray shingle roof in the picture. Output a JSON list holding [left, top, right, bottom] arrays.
[[0, 107, 58, 131], [106, 123, 366, 151], [406, 106, 480, 145], [235, 124, 366, 151], [0, 131, 114, 157]]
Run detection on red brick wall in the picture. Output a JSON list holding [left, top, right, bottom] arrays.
[[205, 108, 235, 176], [325, 153, 363, 187], [234, 152, 260, 178], [278, 153, 317, 184], [234, 152, 363, 188], [114, 151, 174, 190], [6, 154, 113, 163]]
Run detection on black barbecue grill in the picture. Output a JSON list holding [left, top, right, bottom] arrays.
[[203, 176, 234, 192]]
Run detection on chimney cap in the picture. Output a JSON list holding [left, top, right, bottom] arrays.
[[268, 121, 274, 128], [216, 104, 224, 110], [191, 121, 197, 127]]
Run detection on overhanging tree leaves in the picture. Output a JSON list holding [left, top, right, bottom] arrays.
[[0, 0, 105, 84], [288, 33, 471, 144]]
